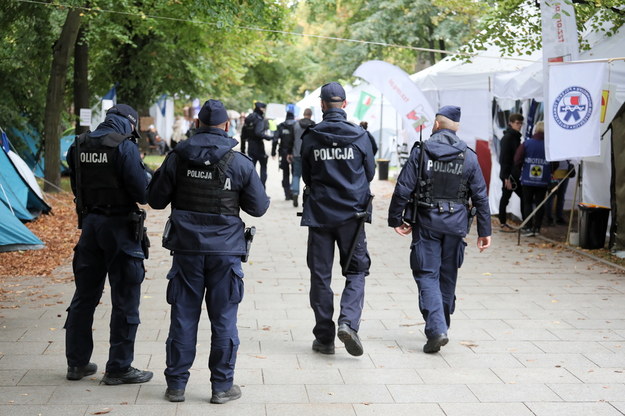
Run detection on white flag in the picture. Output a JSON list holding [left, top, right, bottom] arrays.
[[353, 60, 435, 140], [547, 62, 606, 160]]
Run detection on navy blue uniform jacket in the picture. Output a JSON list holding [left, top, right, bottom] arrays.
[[388, 129, 492, 238], [300, 108, 375, 227], [147, 127, 270, 255]]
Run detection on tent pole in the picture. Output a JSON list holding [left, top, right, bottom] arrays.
[[379, 93, 383, 157]]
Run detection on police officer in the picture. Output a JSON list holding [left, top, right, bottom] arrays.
[[65, 104, 153, 385], [272, 108, 296, 201], [388, 106, 491, 353], [301, 82, 375, 357], [147, 99, 270, 403], [241, 102, 273, 187]]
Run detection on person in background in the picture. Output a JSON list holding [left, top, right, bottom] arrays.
[[514, 120, 551, 237], [498, 113, 524, 232], [289, 108, 315, 208]]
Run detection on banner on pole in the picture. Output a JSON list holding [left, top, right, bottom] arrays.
[[547, 62, 606, 160], [353, 60, 435, 139]]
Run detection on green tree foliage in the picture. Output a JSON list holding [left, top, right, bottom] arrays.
[[462, 0, 625, 56]]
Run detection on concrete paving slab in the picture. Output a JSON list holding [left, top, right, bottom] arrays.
[[3, 156, 625, 415], [441, 402, 535, 416]]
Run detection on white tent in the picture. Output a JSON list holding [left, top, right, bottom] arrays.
[[408, 24, 625, 218]]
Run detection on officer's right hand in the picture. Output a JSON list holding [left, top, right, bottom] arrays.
[[287, 154, 293, 163], [394, 223, 412, 236]]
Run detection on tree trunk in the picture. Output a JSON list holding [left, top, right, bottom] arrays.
[[43, 9, 82, 192], [439, 39, 447, 60], [74, 25, 89, 135], [427, 25, 436, 65]]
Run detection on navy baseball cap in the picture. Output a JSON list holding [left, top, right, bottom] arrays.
[[107, 104, 139, 134], [320, 82, 346, 102], [198, 99, 229, 126], [436, 105, 461, 122]]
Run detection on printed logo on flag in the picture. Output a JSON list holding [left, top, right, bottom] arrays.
[[530, 165, 543, 178], [552, 86, 593, 130], [406, 108, 428, 133]]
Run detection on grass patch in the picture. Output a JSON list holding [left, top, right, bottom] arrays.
[[144, 155, 166, 170]]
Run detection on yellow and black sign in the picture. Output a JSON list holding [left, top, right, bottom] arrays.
[[530, 164, 543, 178]]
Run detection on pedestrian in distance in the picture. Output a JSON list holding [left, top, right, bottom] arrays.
[[388, 105, 491, 354], [147, 99, 270, 404], [65, 104, 153, 385], [498, 113, 524, 232], [289, 108, 315, 207], [300, 82, 375, 357], [273, 107, 297, 201], [240, 101, 274, 188]]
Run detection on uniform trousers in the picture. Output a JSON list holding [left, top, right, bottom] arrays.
[[307, 220, 371, 345], [290, 156, 302, 196], [65, 214, 145, 372], [278, 148, 292, 199], [164, 254, 243, 392], [410, 226, 466, 339]]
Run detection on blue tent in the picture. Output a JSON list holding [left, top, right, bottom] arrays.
[[0, 201, 44, 252], [0, 144, 51, 221]]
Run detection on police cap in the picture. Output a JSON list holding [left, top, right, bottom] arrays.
[[436, 105, 461, 122], [107, 104, 140, 135], [198, 99, 229, 126], [320, 82, 346, 102]]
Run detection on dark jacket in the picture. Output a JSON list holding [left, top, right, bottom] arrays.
[[147, 127, 270, 255], [242, 109, 273, 157], [499, 127, 522, 181], [300, 108, 375, 227], [272, 113, 296, 156], [388, 129, 492, 238]]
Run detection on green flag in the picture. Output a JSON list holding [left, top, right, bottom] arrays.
[[354, 91, 376, 120]]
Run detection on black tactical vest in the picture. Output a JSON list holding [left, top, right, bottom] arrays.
[[173, 150, 239, 215], [77, 132, 135, 214], [420, 150, 470, 207]]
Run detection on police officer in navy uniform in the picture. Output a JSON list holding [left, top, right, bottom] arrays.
[[388, 106, 491, 353], [147, 99, 269, 403], [241, 102, 273, 187], [301, 82, 375, 356], [272, 108, 296, 201], [65, 104, 153, 385]]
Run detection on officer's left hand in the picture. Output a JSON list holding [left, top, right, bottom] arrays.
[[477, 236, 491, 252], [394, 223, 412, 236]]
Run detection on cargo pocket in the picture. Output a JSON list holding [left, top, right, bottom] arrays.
[[122, 257, 145, 285], [457, 241, 468, 268], [409, 239, 425, 272], [229, 267, 245, 304]]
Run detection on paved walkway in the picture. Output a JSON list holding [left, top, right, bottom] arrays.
[[2, 155, 625, 416]]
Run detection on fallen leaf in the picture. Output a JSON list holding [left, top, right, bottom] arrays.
[[91, 409, 112, 415]]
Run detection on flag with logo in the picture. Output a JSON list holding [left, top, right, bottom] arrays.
[[353, 60, 435, 140], [354, 91, 376, 120], [547, 62, 606, 160]]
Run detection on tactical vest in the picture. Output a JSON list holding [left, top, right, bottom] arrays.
[[278, 120, 295, 151], [77, 132, 135, 214], [173, 150, 239, 215], [520, 139, 551, 187], [418, 149, 470, 208]]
